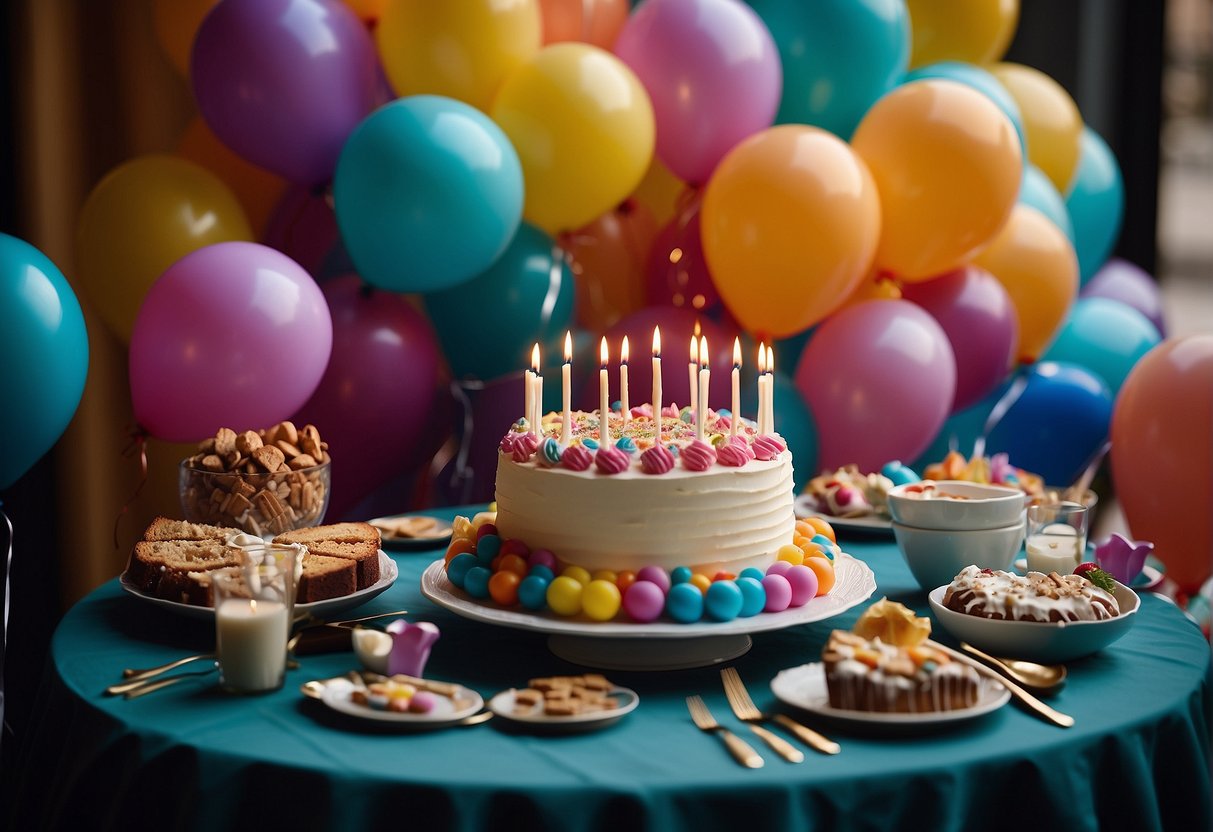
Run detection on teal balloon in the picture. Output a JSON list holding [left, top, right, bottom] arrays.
[[1019, 164, 1075, 244], [0, 233, 89, 488], [902, 61, 1027, 158], [748, 0, 910, 139], [770, 371, 818, 488], [334, 95, 524, 293], [1065, 127, 1124, 284], [425, 223, 575, 383], [1040, 297, 1161, 396], [773, 327, 814, 374]]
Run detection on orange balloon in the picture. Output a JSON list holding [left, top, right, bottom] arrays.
[[176, 117, 287, 237], [837, 270, 902, 312], [343, 0, 388, 24], [990, 63, 1083, 194], [906, 0, 1018, 68], [631, 155, 687, 227], [851, 79, 1022, 281], [1111, 336, 1213, 593], [565, 200, 658, 330], [538, 0, 629, 49], [971, 204, 1077, 362], [701, 125, 881, 338], [151, 0, 218, 78]]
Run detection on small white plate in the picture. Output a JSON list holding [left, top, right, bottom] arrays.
[[488, 686, 639, 730], [319, 677, 483, 725], [770, 662, 1009, 727], [1012, 556, 1165, 592], [368, 515, 454, 551], [794, 495, 893, 537]]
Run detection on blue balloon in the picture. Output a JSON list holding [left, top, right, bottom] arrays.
[[0, 233, 89, 488], [1040, 298, 1161, 396], [1065, 127, 1124, 284], [986, 362, 1112, 486], [748, 0, 910, 138], [903, 61, 1027, 157], [425, 223, 575, 383], [1019, 164, 1075, 244], [334, 95, 524, 293]]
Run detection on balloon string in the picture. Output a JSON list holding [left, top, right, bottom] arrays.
[[1, 503, 9, 740], [541, 243, 564, 331], [113, 427, 149, 550], [973, 370, 1029, 460], [448, 379, 483, 505]]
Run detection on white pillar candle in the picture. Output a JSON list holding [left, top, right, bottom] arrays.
[[561, 331, 572, 445], [688, 334, 698, 421], [765, 344, 775, 435], [599, 337, 611, 446], [1026, 525, 1086, 574], [756, 343, 767, 437], [652, 327, 662, 444], [215, 598, 289, 692], [530, 343, 542, 438], [731, 337, 741, 439], [697, 335, 710, 442], [524, 370, 534, 428], [620, 335, 630, 428]]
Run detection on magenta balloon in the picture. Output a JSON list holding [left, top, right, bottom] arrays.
[[262, 185, 340, 277], [191, 0, 378, 185], [900, 266, 1019, 412], [614, 0, 782, 185], [130, 242, 333, 442], [1080, 258, 1166, 337], [795, 300, 956, 472], [292, 276, 441, 517], [645, 203, 722, 314]]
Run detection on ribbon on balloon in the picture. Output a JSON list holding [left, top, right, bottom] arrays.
[[1, 503, 11, 742], [112, 427, 150, 549]]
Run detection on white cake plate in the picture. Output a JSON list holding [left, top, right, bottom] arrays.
[[419, 554, 877, 670]]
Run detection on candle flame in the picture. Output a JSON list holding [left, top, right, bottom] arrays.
[[600, 336, 608, 368], [699, 335, 709, 369], [758, 342, 766, 374], [563, 331, 572, 363], [250, 598, 257, 613], [693, 320, 702, 338], [733, 337, 741, 368], [621, 335, 629, 364], [689, 334, 698, 364], [652, 326, 661, 357], [766, 344, 774, 374], [531, 343, 540, 374]]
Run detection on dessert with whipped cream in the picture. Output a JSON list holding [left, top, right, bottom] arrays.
[[942, 565, 1120, 622], [803, 465, 895, 518]]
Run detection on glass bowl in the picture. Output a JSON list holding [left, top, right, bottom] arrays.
[[178, 458, 331, 537]]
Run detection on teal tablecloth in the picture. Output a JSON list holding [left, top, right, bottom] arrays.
[[7, 510, 1211, 831]]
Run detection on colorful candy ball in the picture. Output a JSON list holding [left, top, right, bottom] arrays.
[[736, 576, 767, 617], [809, 534, 837, 559], [408, 690, 437, 714], [561, 565, 592, 587], [805, 556, 835, 596], [475, 533, 501, 565], [776, 544, 805, 565], [623, 580, 666, 623], [636, 565, 671, 593], [666, 582, 704, 623], [446, 553, 478, 589], [528, 564, 555, 582], [762, 573, 792, 612], [489, 570, 522, 606], [475, 523, 498, 541], [688, 573, 712, 593], [592, 569, 618, 584], [499, 538, 530, 558], [738, 567, 765, 583], [529, 548, 557, 570], [766, 560, 794, 577], [518, 574, 550, 610], [670, 566, 693, 585], [616, 570, 637, 593], [704, 580, 744, 622], [497, 553, 529, 577], [784, 564, 819, 607], [582, 579, 623, 621], [464, 565, 493, 599], [546, 575, 584, 616]]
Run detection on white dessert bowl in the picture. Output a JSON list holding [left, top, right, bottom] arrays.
[[887, 480, 1025, 531], [893, 519, 1025, 591]]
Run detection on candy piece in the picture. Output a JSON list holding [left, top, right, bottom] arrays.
[[499, 538, 530, 558], [766, 560, 793, 577], [751, 435, 785, 461], [476, 523, 498, 541], [736, 576, 766, 617], [511, 432, 540, 462], [518, 574, 550, 610], [712, 571, 736, 582], [705, 580, 743, 621], [528, 564, 555, 582], [784, 565, 819, 607], [881, 460, 920, 486], [592, 569, 618, 584], [777, 544, 805, 566], [582, 579, 622, 621], [561, 444, 593, 471], [386, 620, 440, 677], [529, 548, 557, 570], [582, 437, 600, 450], [615, 436, 637, 455], [738, 567, 765, 583], [762, 574, 792, 612], [476, 533, 501, 566], [463, 566, 492, 599], [444, 537, 475, 565], [408, 690, 437, 714], [546, 575, 584, 616], [640, 443, 675, 475], [802, 516, 836, 544], [681, 439, 717, 471], [715, 441, 750, 467], [809, 534, 837, 559], [805, 556, 835, 595], [446, 553, 478, 589], [595, 445, 630, 475], [623, 580, 666, 622], [540, 437, 564, 467], [688, 574, 712, 593], [730, 433, 756, 458], [666, 582, 704, 623], [497, 554, 529, 577], [489, 570, 522, 605], [561, 565, 592, 586], [499, 432, 519, 454], [670, 566, 693, 585], [615, 570, 637, 593], [635, 565, 671, 594]]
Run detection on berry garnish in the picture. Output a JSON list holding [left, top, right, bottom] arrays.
[[1074, 563, 1117, 592], [1074, 562, 1099, 577]]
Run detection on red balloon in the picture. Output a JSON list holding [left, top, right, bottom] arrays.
[[645, 202, 721, 314], [262, 185, 340, 276]]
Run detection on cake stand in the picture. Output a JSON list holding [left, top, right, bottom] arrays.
[[420, 554, 877, 670]]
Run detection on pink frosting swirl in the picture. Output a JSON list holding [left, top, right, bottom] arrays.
[[561, 443, 593, 471], [681, 439, 717, 471], [511, 432, 540, 462], [640, 443, 675, 475], [716, 441, 750, 467], [499, 431, 519, 453], [730, 434, 756, 458], [751, 435, 785, 461], [594, 445, 630, 475]]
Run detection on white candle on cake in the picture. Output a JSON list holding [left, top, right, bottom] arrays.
[[688, 334, 698, 421], [731, 337, 741, 439], [697, 335, 710, 442], [215, 598, 289, 692], [599, 337, 611, 446], [765, 344, 775, 435], [531, 343, 542, 438], [652, 327, 662, 444], [561, 331, 572, 445], [756, 343, 767, 438], [620, 336, 630, 428]]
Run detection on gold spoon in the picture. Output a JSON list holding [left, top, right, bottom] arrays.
[[960, 642, 1067, 692]]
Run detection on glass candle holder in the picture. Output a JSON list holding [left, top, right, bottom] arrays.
[[213, 544, 300, 694], [1025, 502, 1090, 575]]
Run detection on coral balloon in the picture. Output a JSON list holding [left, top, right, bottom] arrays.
[[613, 0, 782, 185], [990, 63, 1082, 194], [176, 116, 286, 237], [796, 300, 956, 472], [539, 0, 628, 48], [701, 125, 880, 338], [1040, 298, 1161, 396], [75, 155, 252, 343], [191, 0, 379, 185], [293, 276, 441, 517], [1080, 258, 1165, 336], [376, 0, 540, 112], [491, 43, 655, 234], [567, 201, 658, 331], [1067, 127, 1125, 283], [130, 243, 333, 442], [1111, 336, 1213, 593], [152, 0, 218, 77], [901, 266, 1019, 412], [972, 204, 1078, 363], [906, 0, 1018, 68], [646, 202, 720, 315], [851, 79, 1022, 281]]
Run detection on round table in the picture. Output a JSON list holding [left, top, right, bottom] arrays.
[[7, 511, 1211, 831]]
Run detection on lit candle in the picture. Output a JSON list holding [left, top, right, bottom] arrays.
[[215, 597, 289, 692], [561, 331, 572, 445], [524, 353, 534, 431], [620, 335, 630, 428], [731, 337, 741, 439], [764, 344, 775, 435], [531, 343, 542, 438], [697, 334, 710, 442], [652, 327, 662, 444], [599, 337, 611, 446], [688, 334, 699, 420], [756, 343, 767, 437]]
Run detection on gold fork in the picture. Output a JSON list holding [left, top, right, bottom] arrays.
[[719, 669, 803, 762], [720, 667, 840, 756], [686, 695, 764, 768]]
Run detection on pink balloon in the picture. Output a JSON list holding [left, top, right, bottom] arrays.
[[645, 202, 722, 314], [614, 0, 782, 185], [900, 266, 1019, 412], [130, 242, 332, 442], [292, 276, 441, 517], [262, 185, 340, 277], [795, 300, 956, 472]]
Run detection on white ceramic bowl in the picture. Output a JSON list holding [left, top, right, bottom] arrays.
[[892, 519, 1025, 591], [928, 582, 1140, 663], [887, 480, 1025, 531]]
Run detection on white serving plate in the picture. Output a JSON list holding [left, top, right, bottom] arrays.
[[794, 495, 893, 536], [368, 514, 454, 551], [488, 686, 639, 730], [319, 676, 483, 725]]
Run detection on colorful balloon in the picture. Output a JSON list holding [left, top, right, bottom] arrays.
[[851, 79, 1022, 281], [1080, 258, 1165, 336], [0, 234, 89, 489], [334, 95, 524, 293], [910, 382, 1006, 471], [972, 204, 1078, 363], [176, 116, 286, 238], [191, 0, 379, 185], [902, 60, 1026, 156], [342, 0, 387, 23], [1040, 298, 1161, 396], [1019, 164, 1075, 244], [614, 0, 781, 185], [770, 372, 819, 490], [491, 43, 655, 233], [990, 62, 1082, 194], [1111, 336, 1213, 593], [567, 201, 658, 331], [425, 223, 576, 383], [631, 156, 688, 227], [151, 0, 217, 77], [538, 0, 628, 48], [376, 0, 541, 112], [749, 0, 910, 139], [129, 243, 333, 442], [75, 155, 252, 343], [796, 300, 956, 472], [702, 125, 881, 338], [901, 266, 1019, 412], [1066, 127, 1125, 283], [645, 202, 720, 315], [262, 185, 341, 278], [905, 0, 1018, 68]]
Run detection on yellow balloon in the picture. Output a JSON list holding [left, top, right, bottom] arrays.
[[151, 0, 218, 78], [851, 79, 1022, 281], [631, 156, 687, 228], [75, 155, 253, 343], [990, 62, 1083, 194], [376, 0, 541, 112], [971, 204, 1077, 362], [701, 125, 881, 339], [906, 0, 1018, 68], [492, 43, 655, 234]]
